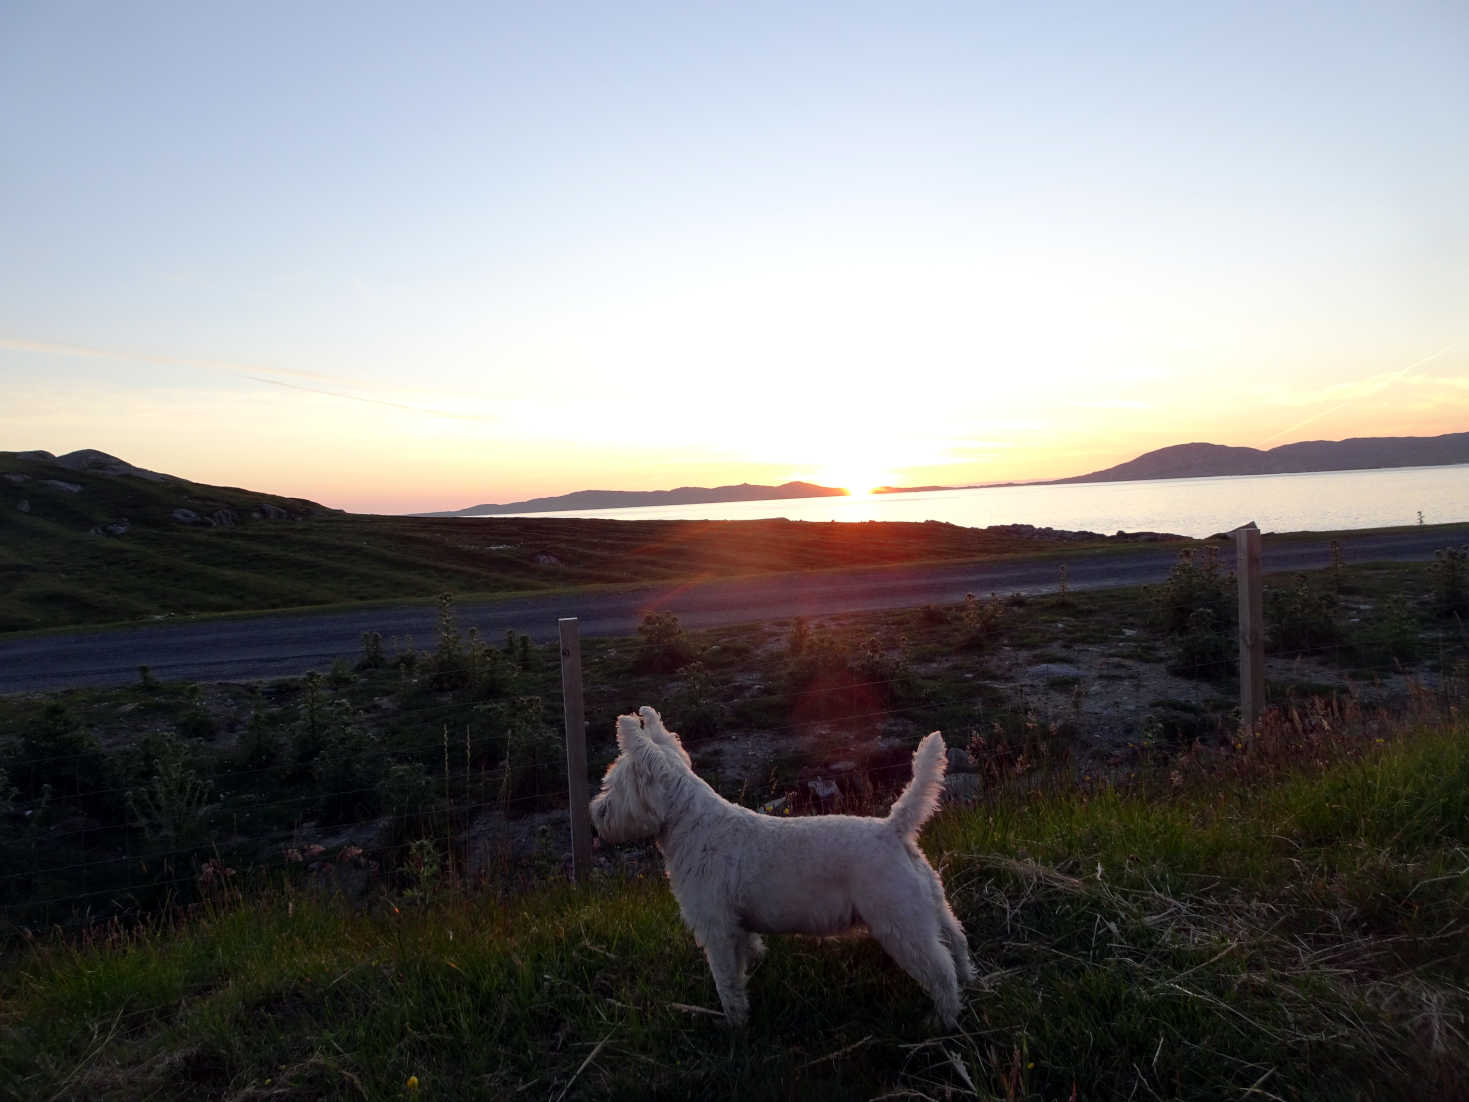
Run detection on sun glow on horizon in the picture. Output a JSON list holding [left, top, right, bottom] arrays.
[[808, 464, 898, 498]]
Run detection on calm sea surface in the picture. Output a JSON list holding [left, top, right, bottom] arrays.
[[485, 465, 1469, 540]]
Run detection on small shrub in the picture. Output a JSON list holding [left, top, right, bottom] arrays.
[[965, 709, 1073, 780], [465, 628, 517, 698], [1429, 545, 1469, 618], [919, 604, 950, 626], [124, 731, 214, 843], [1155, 548, 1235, 678], [428, 593, 470, 689], [1266, 574, 1341, 656], [389, 635, 418, 672], [634, 610, 697, 673], [238, 700, 284, 769], [490, 697, 561, 808], [1352, 595, 1421, 667], [958, 592, 1006, 648], [787, 616, 813, 656], [376, 760, 440, 843], [289, 673, 330, 770], [312, 700, 386, 824], [0, 766, 16, 816], [400, 837, 442, 905], [668, 662, 728, 741], [5, 702, 111, 809], [785, 625, 915, 717], [175, 703, 218, 741], [1169, 607, 1233, 677], [503, 630, 535, 670], [358, 630, 386, 670], [1156, 546, 1233, 634]]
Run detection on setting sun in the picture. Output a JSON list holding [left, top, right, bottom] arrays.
[[810, 465, 897, 497]]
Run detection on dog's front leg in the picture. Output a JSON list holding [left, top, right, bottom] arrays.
[[702, 928, 751, 1026]]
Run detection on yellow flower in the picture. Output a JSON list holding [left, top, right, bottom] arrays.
[[407, 1075, 420, 1091]]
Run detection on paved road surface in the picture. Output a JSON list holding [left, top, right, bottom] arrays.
[[3, 525, 1464, 693]]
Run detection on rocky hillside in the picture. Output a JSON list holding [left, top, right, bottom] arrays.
[[2, 449, 336, 536]]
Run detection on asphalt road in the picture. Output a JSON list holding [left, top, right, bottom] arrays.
[[3, 525, 1464, 694]]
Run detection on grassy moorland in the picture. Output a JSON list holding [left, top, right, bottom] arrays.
[[1, 448, 1174, 635], [1, 549, 1467, 1097], [1, 710, 1466, 1101]]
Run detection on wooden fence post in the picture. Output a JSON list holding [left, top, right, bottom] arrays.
[[559, 617, 593, 883], [1234, 522, 1265, 731]]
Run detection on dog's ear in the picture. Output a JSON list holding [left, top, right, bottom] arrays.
[[638, 705, 692, 767], [615, 713, 648, 752]]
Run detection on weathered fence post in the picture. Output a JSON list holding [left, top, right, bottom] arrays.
[[1234, 522, 1265, 731], [559, 617, 593, 883]]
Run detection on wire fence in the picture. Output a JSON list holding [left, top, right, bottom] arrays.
[[3, 535, 1466, 940]]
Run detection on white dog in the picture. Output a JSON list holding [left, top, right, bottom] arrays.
[[590, 706, 973, 1027]]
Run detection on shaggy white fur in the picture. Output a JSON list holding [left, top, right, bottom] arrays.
[[590, 706, 974, 1027]]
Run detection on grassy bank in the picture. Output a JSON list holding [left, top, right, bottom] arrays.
[[3, 715, 1466, 1100]]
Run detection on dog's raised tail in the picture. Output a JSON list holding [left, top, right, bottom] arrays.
[[886, 731, 947, 839]]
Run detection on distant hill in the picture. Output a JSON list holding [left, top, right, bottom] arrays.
[[1050, 432, 1469, 484], [422, 480, 848, 517]]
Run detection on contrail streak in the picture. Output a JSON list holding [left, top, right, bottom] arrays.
[[1256, 344, 1455, 447]]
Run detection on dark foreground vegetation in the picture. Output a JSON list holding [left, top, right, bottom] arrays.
[[2, 710, 1466, 1100], [1, 545, 1466, 1098]]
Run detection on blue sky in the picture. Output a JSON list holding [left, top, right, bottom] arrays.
[[2, 1, 1465, 512]]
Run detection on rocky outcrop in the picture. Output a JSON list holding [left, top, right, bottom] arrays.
[[54, 449, 172, 482], [172, 506, 239, 527]]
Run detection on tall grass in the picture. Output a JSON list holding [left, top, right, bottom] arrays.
[[3, 717, 1467, 1100]]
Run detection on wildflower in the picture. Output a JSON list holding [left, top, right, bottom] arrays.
[[406, 1074, 420, 1091]]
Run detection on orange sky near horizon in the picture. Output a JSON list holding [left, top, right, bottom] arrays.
[[6, 333, 1463, 514]]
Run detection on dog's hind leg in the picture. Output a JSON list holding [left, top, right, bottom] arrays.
[[741, 932, 766, 976], [937, 905, 975, 987], [867, 915, 963, 1028]]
